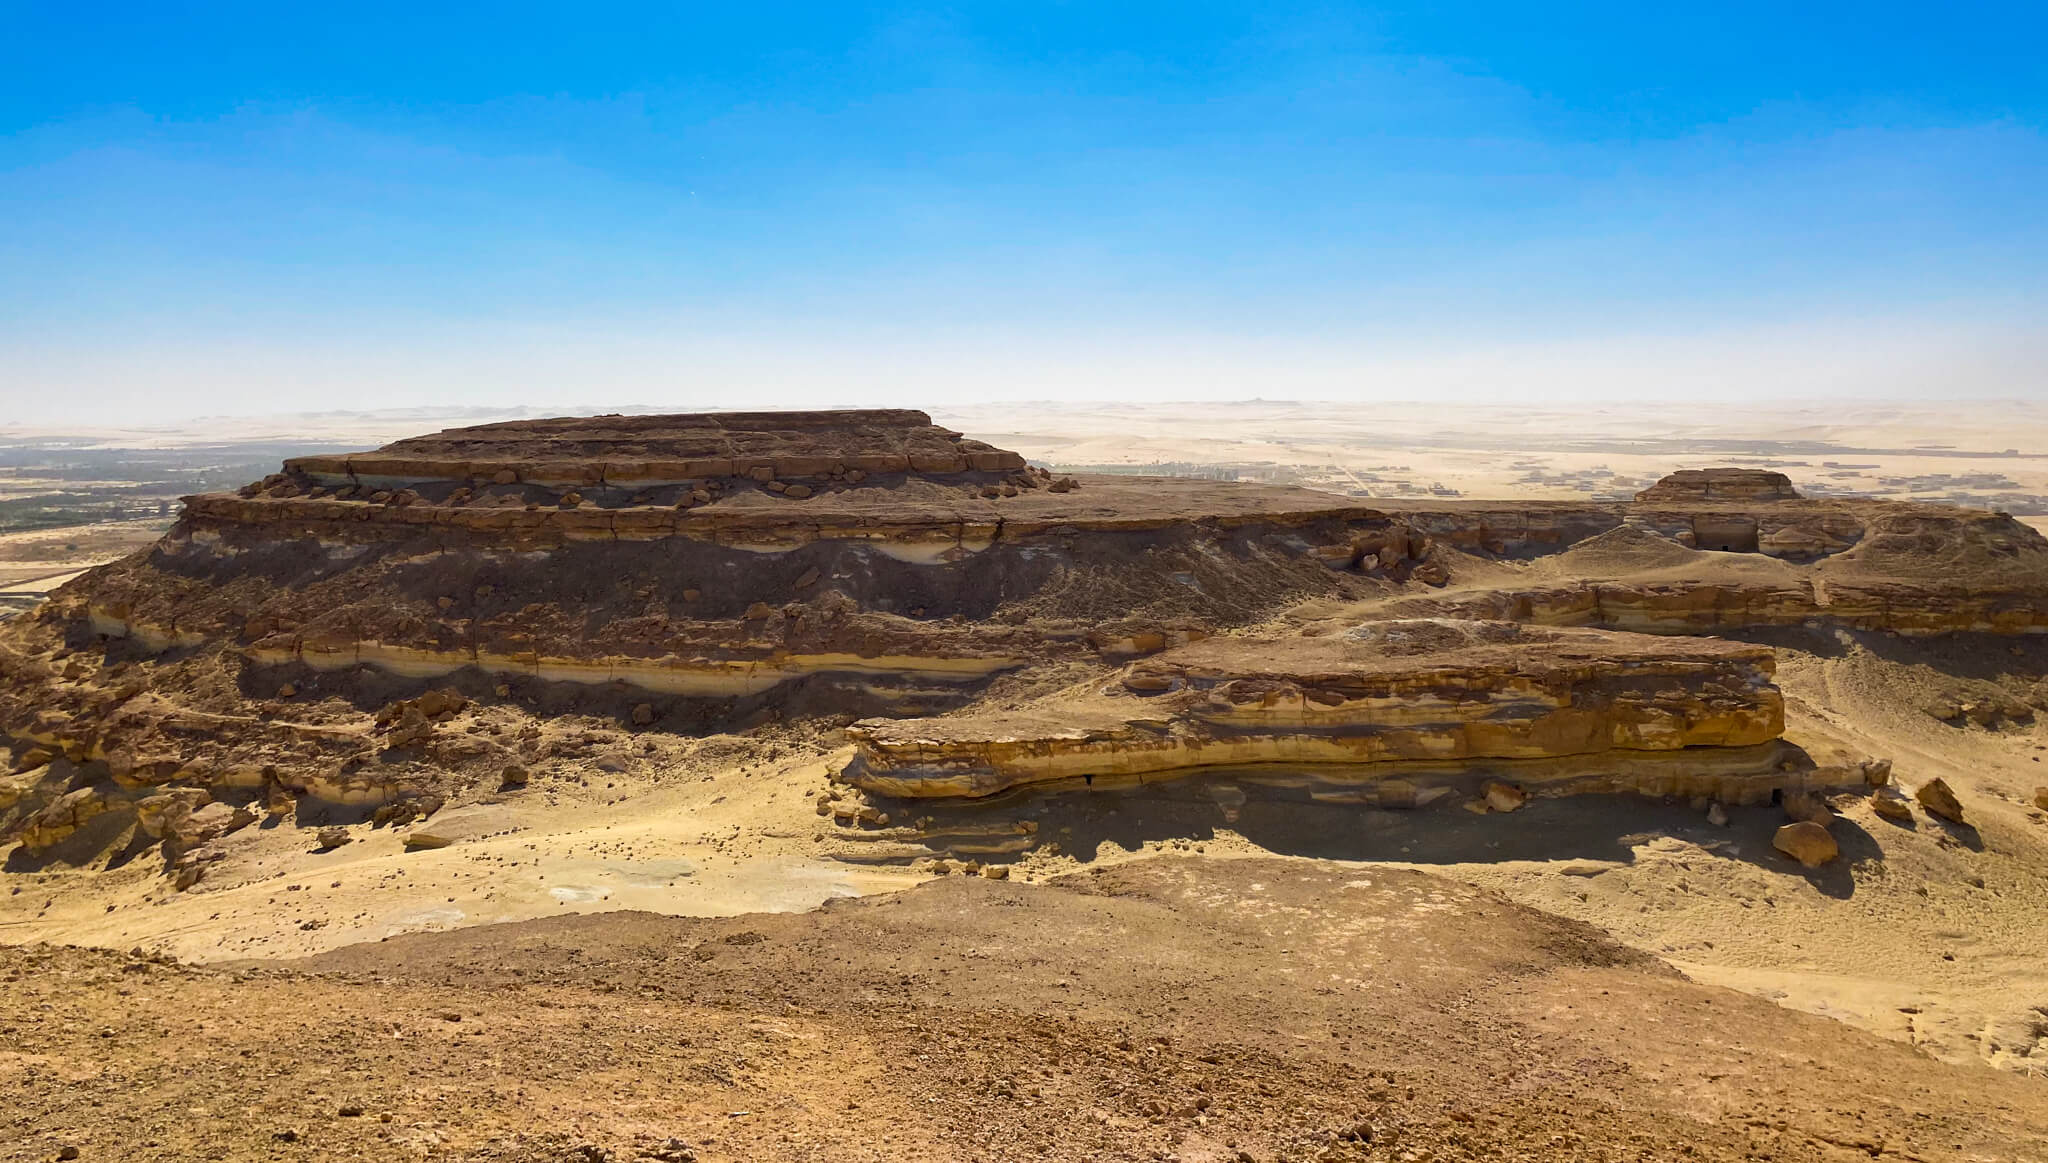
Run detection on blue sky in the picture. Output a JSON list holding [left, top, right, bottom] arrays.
[[3, 2, 2045, 422]]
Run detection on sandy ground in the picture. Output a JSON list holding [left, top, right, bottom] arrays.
[[8, 858, 2047, 1163], [939, 400, 2048, 509], [0, 522, 169, 611]]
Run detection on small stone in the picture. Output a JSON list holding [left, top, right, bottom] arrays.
[[338, 1103, 364, 1117], [1915, 778, 1966, 824], [404, 830, 452, 851], [1781, 790, 1834, 826], [793, 567, 820, 589], [783, 484, 813, 499], [278, 682, 297, 698], [632, 703, 656, 727], [749, 466, 776, 482], [1871, 794, 1913, 822], [314, 826, 351, 851], [500, 764, 530, 789], [682, 588, 701, 601], [981, 864, 1009, 880], [1861, 758, 1893, 788], [765, 480, 787, 493], [1773, 821, 1839, 868], [1482, 780, 1526, 813], [494, 683, 512, 697], [58, 1147, 80, 1161], [1707, 802, 1729, 827], [560, 491, 583, 507]]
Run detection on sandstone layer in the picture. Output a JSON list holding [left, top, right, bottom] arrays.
[[844, 619, 1814, 798]]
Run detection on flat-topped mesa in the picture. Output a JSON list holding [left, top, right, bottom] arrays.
[[1635, 468, 1801, 504], [280, 409, 1027, 490], [844, 619, 1806, 798]]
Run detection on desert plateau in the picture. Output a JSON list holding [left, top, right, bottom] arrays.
[[1, 401, 2046, 1161]]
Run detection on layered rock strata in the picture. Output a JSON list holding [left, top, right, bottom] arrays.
[[1635, 468, 1801, 503], [844, 619, 1803, 798]]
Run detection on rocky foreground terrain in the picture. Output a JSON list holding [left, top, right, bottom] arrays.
[[3, 411, 2048, 1159], [7, 858, 2048, 1163]]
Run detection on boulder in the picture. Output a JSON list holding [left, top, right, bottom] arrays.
[[1773, 821, 1839, 868], [1870, 794, 1913, 823], [18, 786, 123, 851], [1781, 790, 1834, 826], [1914, 778, 1966, 824], [1482, 781, 1527, 813], [315, 826, 352, 850], [135, 787, 213, 839], [166, 801, 249, 852]]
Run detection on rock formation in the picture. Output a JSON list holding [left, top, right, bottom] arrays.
[[845, 620, 1802, 798], [1635, 467, 1801, 503], [3, 413, 2043, 872]]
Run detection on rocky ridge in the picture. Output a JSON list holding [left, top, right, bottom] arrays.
[[844, 619, 1825, 798], [3, 410, 2045, 886]]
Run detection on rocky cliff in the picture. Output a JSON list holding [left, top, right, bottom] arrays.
[[843, 620, 1826, 798]]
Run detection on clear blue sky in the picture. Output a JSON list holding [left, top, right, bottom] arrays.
[[3, 2, 2044, 422]]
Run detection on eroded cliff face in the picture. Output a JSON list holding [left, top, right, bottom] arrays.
[[843, 620, 1813, 798], [1, 421, 2040, 885]]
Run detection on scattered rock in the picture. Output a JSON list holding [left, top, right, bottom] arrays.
[[135, 787, 213, 840], [1862, 758, 1893, 788], [492, 469, 519, 485], [980, 864, 1009, 880], [1773, 821, 1839, 868], [404, 830, 452, 851], [1781, 790, 1835, 826], [783, 484, 813, 499], [1871, 794, 1914, 823], [1914, 778, 1966, 824], [500, 764, 530, 789], [1482, 780, 1526, 813], [1707, 801, 1729, 827], [631, 703, 656, 727], [315, 826, 351, 850]]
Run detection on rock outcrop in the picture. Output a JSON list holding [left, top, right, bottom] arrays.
[[3, 424, 2043, 861], [1635, 468, 1801, 503], [845, 620, 1794, 797]]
